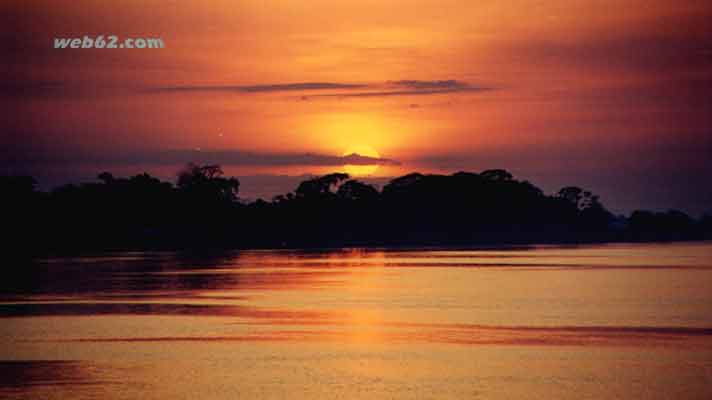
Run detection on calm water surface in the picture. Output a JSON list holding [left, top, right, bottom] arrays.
[[2, 242, 712, 399]]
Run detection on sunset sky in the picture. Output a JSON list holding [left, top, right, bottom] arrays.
[[3, 0, 711, 214]]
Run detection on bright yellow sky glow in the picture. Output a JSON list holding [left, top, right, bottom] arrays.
[[343, 144, 380, 177]]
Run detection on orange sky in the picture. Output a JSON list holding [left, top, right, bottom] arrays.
[[3, 0, 712, 213]]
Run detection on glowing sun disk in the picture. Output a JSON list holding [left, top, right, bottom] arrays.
[[343, 144, 380, 176]]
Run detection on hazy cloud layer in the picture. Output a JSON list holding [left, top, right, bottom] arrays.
[[1, 148, 400, 168], [5, 79, 489, 100], [149, 82, 367, 94], [389, 80, 468, 90], [148, 79, 489, 98], [162, 150, 401, 167]]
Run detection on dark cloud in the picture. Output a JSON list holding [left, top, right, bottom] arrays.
[[241, 82, 366, 92], [149, 80, 491, 98], [7, 79, 489, 100], [303, 80, 490, 99], [149, 82, 367, 93], [388, 80, 468, 90], [304, 87, 488, 99]]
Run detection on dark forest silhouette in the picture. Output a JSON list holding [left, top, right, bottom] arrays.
[[3, 163, 711, 253]]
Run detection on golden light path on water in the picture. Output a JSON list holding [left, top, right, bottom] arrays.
[[1, 242, 712, 399]]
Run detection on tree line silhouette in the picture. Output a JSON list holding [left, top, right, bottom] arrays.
[[4, 163, 711, 253]]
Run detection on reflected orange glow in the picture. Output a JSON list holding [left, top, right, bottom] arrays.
[[3, 244, 712, 399]]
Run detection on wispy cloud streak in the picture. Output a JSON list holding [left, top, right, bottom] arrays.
[[148, 79, 491, 98], [149, 82, 367, 93]]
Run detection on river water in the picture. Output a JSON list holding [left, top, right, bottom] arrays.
[[1, 242, 711, 399]]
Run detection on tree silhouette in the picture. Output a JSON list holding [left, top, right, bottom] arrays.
[[337, 180, 379, 201], [557, 186, 585, 208], [480, 169, 513, 181], [3, 165, 708, 253], [2, 175, 38, 199], [177, 163, 240, 202], [295, 172, 349, 199]]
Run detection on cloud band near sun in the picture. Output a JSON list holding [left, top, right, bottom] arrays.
[[146, 79, 490, 99], [1, 148, 401, 168]]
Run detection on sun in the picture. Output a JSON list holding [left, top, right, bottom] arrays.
[[342, 145, 380, 177]]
